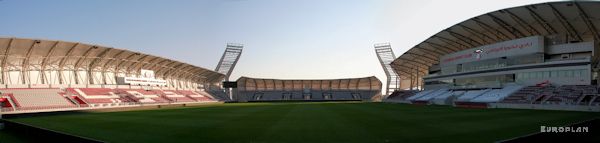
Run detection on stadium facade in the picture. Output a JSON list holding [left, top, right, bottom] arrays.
[[0, 37, 229, 113], [386, 1, 600, 111], [0, 38, 225, 89], [235, 76, 382, 101]]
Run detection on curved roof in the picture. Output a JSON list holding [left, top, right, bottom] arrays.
[[236, 76, 382, 91], [391, 1, 600, 79], [0, 37, 225, 83]]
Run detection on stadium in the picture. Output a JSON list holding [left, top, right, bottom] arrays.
[[235, 76, 381, 101], [0, 38, 228, 113], [384, 1, 600, 112], [1, 1, 600, 143]]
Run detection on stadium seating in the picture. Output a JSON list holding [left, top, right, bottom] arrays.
[[311, 92, 323, 100], [332, 91, 354, 100], [579, 86, 598, 105], [431, 90, 465, 105], [545, 85, 586, 105], [121, 89, 170, 103], [157, 91, 196, 102], [78, 88, 113, 96], [83, 98, 115, 104], [470, 84, 523, 103], [0, 93, 17, 111], [455, 89, 492, 102], [69, 88, 123, 105], [260, 92, 283, 100], [406, 89, 440, 101], [236, 77, 381, 102], [412, 88, 449, 102], [180, 90, 215, 101], [386, 90, 417, 101], [0, 96, 13, 108], [240, 90, 375, 101], [501, 86, 545, 104], [132, 89, 158, 95], [205, 88, 230, 101], [52, 88, 218, 107], [290, 92, 304, 100], [590, 95, 600, 106], [501, 85, 600, 105], [0, 89, 76, 110]]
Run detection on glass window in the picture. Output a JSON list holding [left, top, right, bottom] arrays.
[[543, 71, 550, 78], [519, 73, 524, 79], [559, 70, 567, 77], [566, 70, 574, 77], [537, 72, 543, 79], [441, 65, 457, 75], [506, 74, 515, 82], [530, 72, 537, 79], [574, 70, 581, 77], [551, 71, 559, 77]]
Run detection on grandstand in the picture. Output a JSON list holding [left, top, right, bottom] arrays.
[[0, 38, 227, 114], [235, 76, 382, 101], [3, 1, 600, 143], [385, 1, 600, 112]]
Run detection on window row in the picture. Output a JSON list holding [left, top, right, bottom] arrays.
[[516, 69, 587, 80]]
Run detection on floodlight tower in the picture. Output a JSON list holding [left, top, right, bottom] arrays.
[[374, 43, 401, 97], [215, 43, 243, 99]]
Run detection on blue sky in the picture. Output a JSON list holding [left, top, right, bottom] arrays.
[[0, 0, 554, 82]]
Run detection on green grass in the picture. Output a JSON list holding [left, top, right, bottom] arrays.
[[2, 102, 599, 143], [0, 129, 33, 143]]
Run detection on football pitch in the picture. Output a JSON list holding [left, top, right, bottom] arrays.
[[1, 102, 599, 143]]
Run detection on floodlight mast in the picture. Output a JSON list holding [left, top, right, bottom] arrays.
[[215, 43, 243, 99], [374, 43, 401, 98]]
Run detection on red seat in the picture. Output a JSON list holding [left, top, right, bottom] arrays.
[[84, 98, 114, 104], [78, 88, 113, 96]]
